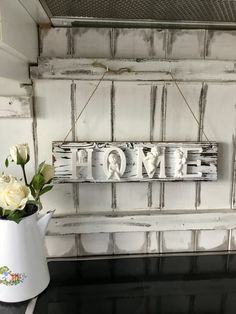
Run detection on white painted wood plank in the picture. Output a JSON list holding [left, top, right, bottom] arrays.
[[78, 183, 112, 213], [165, 83, 202, 210], [206, 30, 236, 60], [116, 182, 149, 210], [147, 231, 159, 253], [31, 58, 236, 82], [80, 233, 113, 255], [197, 230, 228, 251], [34, 80, 75, 214], [114, 29, 154, 58], [114, 232, 147, 254], [48, 211, 236, 235], [40, 28, 70, 57], [45, 235, 77, 257], [162, 231, 194, 252], [75, 81, 112, 141], [153, 30, 167, 59], [72, 28, 112, 58], [0, 96, 31, 117], [167, 30, 205, 59], [199, 84, 236, 210], [113, 82, 151, 141]]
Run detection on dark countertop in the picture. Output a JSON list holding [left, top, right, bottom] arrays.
[[2, 253, 236, 314]]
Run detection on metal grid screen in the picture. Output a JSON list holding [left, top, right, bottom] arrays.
[[41, 0, 236, 22]]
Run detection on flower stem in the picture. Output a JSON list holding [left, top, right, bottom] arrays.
[[21, 165, 28, 186]]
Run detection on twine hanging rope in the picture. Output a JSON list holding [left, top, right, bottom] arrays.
[[61, 61, 210, 144]]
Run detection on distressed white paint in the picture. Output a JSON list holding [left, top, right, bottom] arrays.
[[80, 233, 112, 255], [147, 231, 159, 253], [40, 28, 70, 57], [167, 30, 205, 59], [0, 96, 31, 117], [34, 80, 75, 215], [162, 231, 194, 252], [45, 236, 77, 257], [31, 58, 236, 82], [153, 30, 167, 59], [72, 28, 112, 58], [75, 81, 112, 141], [230, 229, 236, 250], [165, 83, 202, 210], [199, 84, 236, 210], [53, 142, 217, 183], [197, 230, 228, 251], [114, 232, 147, 254], [206, 30, 236, 60], [48, 211, 236, 235], [114, 29, 154, 58]]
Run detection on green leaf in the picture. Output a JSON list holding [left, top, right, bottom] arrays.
[[29, 186, 36, 198], [31, 173, 45, 192], [5, 158, 9, 168], [37, 161, 45, 174], [39, 185, 53, 196]]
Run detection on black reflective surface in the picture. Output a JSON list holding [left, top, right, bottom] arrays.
[[34, 253, 236, 314]]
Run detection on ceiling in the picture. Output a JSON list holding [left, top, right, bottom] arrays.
[[39, 0, 236, 28]]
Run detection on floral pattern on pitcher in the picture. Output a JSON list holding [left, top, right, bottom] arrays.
[[0, 266, 26, 286]]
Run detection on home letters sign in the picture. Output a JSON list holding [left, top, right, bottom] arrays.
[[52, 142, 217, 183]]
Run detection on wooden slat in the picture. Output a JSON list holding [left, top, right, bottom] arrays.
[[48, 211, 236, 235], [0, 96, 31, 117], [31, 58, 236, 82]]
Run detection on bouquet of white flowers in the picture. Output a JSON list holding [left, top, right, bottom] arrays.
[[0, 144, 54, 223]]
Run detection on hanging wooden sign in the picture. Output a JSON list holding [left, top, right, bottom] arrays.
[[52, 142, 217, 183]]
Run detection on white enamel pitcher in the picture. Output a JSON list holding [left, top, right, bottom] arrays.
[[0, 210, 54, 303]]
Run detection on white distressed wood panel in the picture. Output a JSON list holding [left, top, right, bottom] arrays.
[[40, 28, 70, 57], [116, 182, 149, 211], [113, 232, 147, 254], [72, 28, 112, 58], [151, 84, 165, 208], [78, 183, 112, 213], [230, 229, 236, 250], [48, 211, 236, 235], [153, 30, 167, 59], [167, 30, 205, 59], [165, 83, 202, 210], [45, 235, 77, 257], [113, 82, 151, 210], [199, 84, 236, 210], [206, 31, 236, 60], [162, 231, 194, 252], [80, 233, 113, 255], [31, 58, 236, 82], [114, 29, 153, 58], [34, 80, 75, 214], [147, 231, 159, 253], [75, 81, 112, 141], [197, 230, 228, 251], [0, 96, 31, 117], [113, 82, 151, 141]]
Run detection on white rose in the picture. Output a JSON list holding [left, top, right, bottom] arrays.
[[10, 144, 29, 165], [40, 164, 54, 183], [0, 175, 16, 184], [0, 181, 31, 210]]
